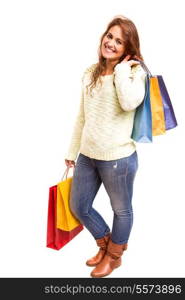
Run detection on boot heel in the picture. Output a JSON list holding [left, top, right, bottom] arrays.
[[114, 258, 121, 268]]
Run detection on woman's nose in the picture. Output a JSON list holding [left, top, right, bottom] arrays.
[[107, 42, 115, 49]]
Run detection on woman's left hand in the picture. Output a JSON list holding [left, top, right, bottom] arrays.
[[120, 55, 140, 67]]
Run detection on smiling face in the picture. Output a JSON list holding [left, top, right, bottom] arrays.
[[101, 25, 125, 63]]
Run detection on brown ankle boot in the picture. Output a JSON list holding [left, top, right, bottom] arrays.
[[86, 233, 111, 267], [90, 239, 128, 277]]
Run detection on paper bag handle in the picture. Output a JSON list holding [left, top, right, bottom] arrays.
[[61, 165, 75, 181]]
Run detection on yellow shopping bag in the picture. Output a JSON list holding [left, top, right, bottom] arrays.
[[150, 77, 166, 136], [56, 166, 81, 231]]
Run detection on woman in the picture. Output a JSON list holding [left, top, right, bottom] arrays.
[[64, 15, 146, 278]]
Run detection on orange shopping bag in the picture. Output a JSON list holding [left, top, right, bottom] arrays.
[[56, 166, 82, 231], [150, 77, 166, 136]]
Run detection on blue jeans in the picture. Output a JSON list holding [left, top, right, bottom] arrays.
[[70, 151, 138, 244]]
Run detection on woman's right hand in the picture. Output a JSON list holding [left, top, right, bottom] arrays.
[[120, 55, 140, 67], [65, 159, 76, 168]]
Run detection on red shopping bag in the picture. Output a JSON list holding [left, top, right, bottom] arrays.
[[46, 184, 83, 250]]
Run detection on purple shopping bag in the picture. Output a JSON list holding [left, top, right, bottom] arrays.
[[157, 75, 178, 130]]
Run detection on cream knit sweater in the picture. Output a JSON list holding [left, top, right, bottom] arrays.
[[65, 62, 146, 161]]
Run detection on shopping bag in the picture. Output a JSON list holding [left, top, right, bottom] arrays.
[[131, 73, 152, 142], [157, 75, 178, 130], [131, 59, 177, 142], [56, 166, 82, 231], [150, 76, 166, 136], [46, 176, 83, 250]]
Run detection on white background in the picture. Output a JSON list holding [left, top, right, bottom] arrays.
[[0, 0, 185, 278]]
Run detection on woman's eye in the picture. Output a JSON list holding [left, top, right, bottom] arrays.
[[107, 34, 122, 45]]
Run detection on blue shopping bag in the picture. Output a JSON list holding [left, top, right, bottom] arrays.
[[131, 73, 152, 142]]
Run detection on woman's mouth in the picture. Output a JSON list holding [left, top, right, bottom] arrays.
[[104, 44, 116, 54]]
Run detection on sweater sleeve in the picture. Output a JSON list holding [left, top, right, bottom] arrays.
[[64, 76, 85, 161], [114, 62, 146, 111]]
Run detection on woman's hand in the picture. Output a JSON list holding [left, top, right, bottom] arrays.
[[65, 159, 76, 168], [120, 54, 140, 67]]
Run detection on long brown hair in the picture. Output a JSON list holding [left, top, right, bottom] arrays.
[[86, 15, 144, 96]]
